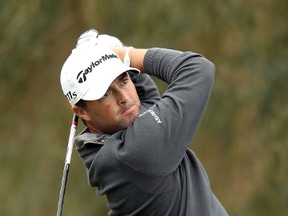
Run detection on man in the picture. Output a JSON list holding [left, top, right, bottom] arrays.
[[60, 29, 228, 215]]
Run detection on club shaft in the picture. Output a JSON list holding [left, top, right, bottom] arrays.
[[56, 115, 78, 216], [56, 164, 70, 216]]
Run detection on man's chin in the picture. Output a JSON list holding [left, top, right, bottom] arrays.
[[121, 114, 138, 129]]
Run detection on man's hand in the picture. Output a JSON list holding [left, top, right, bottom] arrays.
[[75, 29, 146, 70], [76, 29, 123, 48]]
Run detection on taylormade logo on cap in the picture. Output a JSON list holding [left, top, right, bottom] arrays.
[[76, 53, 118, 83]]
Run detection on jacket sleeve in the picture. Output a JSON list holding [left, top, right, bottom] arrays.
[[118, 48, 215, 175], [130, 73, 161, 107]]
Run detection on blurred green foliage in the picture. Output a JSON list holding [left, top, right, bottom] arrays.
[[0, 0, 287, 215]]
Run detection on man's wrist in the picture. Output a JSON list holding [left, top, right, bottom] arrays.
[[124, 47, 133, 66]]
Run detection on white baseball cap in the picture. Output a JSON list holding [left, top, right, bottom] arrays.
[[60, 45, 140, 106]]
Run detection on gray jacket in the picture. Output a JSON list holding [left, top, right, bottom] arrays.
[[76, 48, 228, 216]]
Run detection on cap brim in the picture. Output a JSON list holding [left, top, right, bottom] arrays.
[[81, 66, 140, 101]]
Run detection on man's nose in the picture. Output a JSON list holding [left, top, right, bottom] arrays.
[[116, 89, 129, 105]]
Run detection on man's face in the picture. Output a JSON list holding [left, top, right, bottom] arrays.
[[79, 72, 141, 134]]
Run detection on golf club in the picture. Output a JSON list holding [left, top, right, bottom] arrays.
[[56, 114, 79, 216]]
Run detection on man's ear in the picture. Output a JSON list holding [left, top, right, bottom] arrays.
[[72, 105, 89, 121]]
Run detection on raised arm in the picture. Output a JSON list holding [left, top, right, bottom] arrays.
[[118, 48, 215, 174]]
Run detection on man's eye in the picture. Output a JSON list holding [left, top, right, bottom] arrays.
[[102, 90, 111, 98], [121, 78, 128, 84]]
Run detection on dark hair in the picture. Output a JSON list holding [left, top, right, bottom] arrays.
[[75, 99, 87, 109]]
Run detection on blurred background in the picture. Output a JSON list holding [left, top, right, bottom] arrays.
[[0, 0, 287, 215]]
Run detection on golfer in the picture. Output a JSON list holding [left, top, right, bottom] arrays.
[[60, 29, 228, 216]]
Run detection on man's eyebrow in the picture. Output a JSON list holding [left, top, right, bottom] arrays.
[[117, 72, 128, 80]]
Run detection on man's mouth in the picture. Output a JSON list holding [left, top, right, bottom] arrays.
[[121, 104, 136, 115]]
